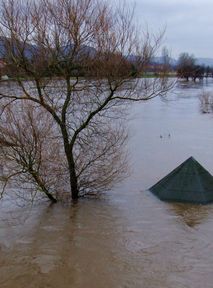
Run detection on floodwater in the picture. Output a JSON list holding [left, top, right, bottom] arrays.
[[1, 79, 213, 287]]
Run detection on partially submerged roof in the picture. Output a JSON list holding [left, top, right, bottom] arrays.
[[149, 157, 213, 204]]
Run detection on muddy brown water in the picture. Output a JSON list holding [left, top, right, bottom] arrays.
[[1, 80, 213, 288]]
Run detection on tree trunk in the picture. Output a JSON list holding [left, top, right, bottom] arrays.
[[44, 190, 58, 203], [64, 142, 79, 200], [69, 165, 79, 200]]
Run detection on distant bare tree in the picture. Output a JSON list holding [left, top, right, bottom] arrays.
[[199, 90, 213, 114], [177, 52, 205, 82], [161, 47, 172, 74], [177, 53, 196, 81], [0, 0, 172, 201]]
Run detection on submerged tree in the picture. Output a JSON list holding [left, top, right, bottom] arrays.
[[177, 52, 205, 81], [177, 53, 196, 81], [0, 0, 172, 202], [0, 103, 64, 202], [0, 102, 128, 201]]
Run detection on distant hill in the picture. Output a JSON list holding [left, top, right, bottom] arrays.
[[195, 58, 213, 67], [60, 44, 97, 58], [1, 38, 213, 69], [0, 36, 37, 59], [0, 37, 97, 60], [151, 56, 177, 66], [151, 57, 213, 68]]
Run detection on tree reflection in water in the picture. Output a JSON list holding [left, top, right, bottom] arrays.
[[169, 203, 213, 228]]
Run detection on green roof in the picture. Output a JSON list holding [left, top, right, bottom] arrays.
[[149, 157, 213, 204]]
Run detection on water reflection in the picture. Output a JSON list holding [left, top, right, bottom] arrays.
[[176, 78, 212, 90], [1, 79, 213, 287], [169, 203, 211, 228], [1, 199, 145, 288]]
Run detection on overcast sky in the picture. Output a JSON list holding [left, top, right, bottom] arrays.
[[129, 0, 213, 59]]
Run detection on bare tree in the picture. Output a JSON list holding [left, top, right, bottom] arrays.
[[0, 0, 172, 201], [199, 90, 213, 114], [0, 100, 128, 203], [0, 103, 66, 202], [176, 52, 205, 82]]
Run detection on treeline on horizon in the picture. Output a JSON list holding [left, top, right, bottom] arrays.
[[150, 52, 213, 81], [0, 36, 150, 79], [0, 36, 212, 81], [174, 52, 213, 81]]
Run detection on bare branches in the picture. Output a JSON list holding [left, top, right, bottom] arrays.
[[0, 0, 171, 201], [0, 103, 66, 202]]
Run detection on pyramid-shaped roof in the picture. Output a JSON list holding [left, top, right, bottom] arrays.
[[149, 157, 213, 204]]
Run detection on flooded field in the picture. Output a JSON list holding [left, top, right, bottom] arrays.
[[1, 79, 213, 288]]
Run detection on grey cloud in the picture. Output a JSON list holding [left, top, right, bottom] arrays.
[[129, 0, 213, 58]]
